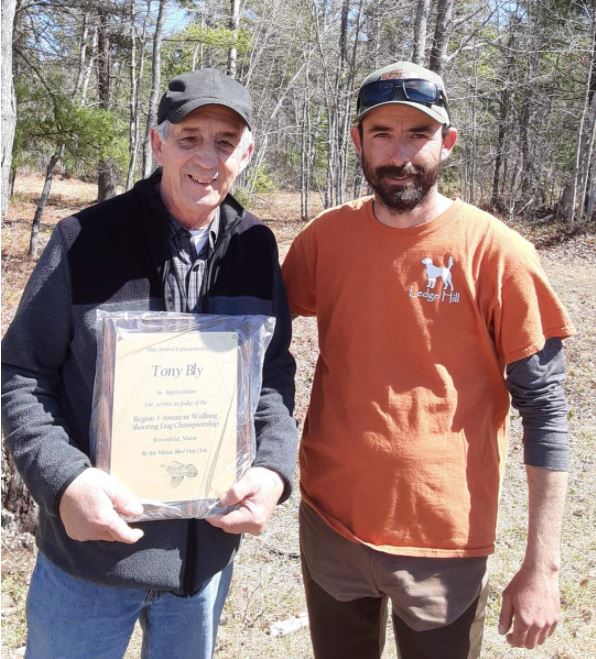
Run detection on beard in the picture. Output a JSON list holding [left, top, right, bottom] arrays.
[[361, 156, 443, 213]]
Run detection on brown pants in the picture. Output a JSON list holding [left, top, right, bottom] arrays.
[[302, 554, 489, 659]]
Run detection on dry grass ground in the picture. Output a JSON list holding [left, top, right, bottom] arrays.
[[1, 173, 594, 658]]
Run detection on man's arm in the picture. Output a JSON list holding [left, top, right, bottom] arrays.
[[2, 227, 88, 514], [498, 466, 567, 648], [2, 225, 143, 543], [499, 339, 569, 648]]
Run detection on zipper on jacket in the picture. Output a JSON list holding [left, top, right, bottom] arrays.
[[199, 214, 242, 299], [180, 212, 242, 595], [183, 518, 198, 595]]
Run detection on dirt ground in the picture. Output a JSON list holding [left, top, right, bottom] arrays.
[[1, 173, 595, 658]]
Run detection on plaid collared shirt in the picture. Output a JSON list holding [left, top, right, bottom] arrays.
[[165, 211, 220, 313]]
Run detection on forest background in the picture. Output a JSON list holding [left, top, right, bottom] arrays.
[[1, 0, 595, 657], [1, 0, 596, 243]]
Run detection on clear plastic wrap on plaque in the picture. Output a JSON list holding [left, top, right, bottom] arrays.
[[90, 311, 275, 522]]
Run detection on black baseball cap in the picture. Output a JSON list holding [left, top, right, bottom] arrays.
[[157, 69, 252, 129]]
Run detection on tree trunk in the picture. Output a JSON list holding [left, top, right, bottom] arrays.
[[81, 23, 98, 106], [578, 12, 596, 222], [73, 10, 91, 99], [412, 0, 431, 65], [126, 0, 148, 190], [142, 0, 166, 179], [191, 6, 205, 70], [585, 157, 596, 221], [29, 146, 64, 259], [126, 0, 138, 191], [584, 90, 596, 221], [300, 96, 309, 221], [9, 164, 17, 199], [227, 0, 240, 79], [323, 0, 362, 208], [557, 181, 573, 223], [563, 10, 596, 224], [336, 0, 350, 204], [429, 0, 454, 76], [2, 446, 38, 534], [336, 0, 363, 204], [97, 3, 117, 200], [300, 48, 312, 221], [491, 19, 516, 212], [519, 6, 539, 207], [1, 0, 17, 221], [464, 61, 478, 205]]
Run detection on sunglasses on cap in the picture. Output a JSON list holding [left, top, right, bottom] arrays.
[[357, 78, 449, 116]]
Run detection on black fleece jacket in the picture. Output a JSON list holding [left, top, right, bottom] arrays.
[[1, 171, 297, 594]]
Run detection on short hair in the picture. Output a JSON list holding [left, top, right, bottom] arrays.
[[155, 119, 171, 142]]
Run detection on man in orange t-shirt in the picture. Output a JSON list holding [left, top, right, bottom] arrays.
[[283, 61, 574, 659]]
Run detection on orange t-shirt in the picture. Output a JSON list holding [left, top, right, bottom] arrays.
[[282, 198, 574, 557]]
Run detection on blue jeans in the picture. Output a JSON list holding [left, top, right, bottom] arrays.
[[25, 552, 233, 659]]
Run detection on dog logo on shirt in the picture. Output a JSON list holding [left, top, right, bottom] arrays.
[[408, 256, 460, 304], [421, 256, 454, 290]]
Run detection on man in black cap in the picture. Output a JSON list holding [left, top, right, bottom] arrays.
[[2, 69, 297, 658]]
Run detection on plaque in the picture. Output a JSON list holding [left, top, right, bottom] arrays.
[[91, 311, 275, 520], [109, 329, 238, 503]]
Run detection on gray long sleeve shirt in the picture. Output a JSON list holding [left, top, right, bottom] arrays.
[[506, 337, 569, 470]]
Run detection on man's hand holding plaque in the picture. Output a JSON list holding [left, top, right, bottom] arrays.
[[207, 467, 284, 535], [59, 468, 144, 543]]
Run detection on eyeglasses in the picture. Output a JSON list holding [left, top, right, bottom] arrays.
[[357, 78, 449, 116]]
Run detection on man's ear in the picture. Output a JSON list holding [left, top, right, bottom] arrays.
[[150, 128, 163, 165], [350, 124, 363, 157], [441, 126, 458, 162]]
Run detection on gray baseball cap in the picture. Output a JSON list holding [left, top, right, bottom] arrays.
[[356, 61, 450, 125], [157, 69, 252, 129]]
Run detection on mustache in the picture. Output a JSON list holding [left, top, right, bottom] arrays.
[[375, 164, 423, 178]]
